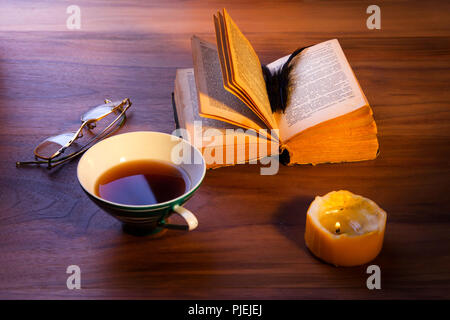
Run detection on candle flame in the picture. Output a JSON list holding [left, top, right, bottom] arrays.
[[335, 222, 341, 234]]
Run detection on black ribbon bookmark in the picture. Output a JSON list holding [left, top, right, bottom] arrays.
[[262, 46, 311, 113]]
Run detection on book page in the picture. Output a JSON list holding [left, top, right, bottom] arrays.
[[221, 9, 278, 129], [175, 68, 239, 144], [274, 39, 368, 142], [191, 36, 268, 131], [174, 68, 278, 167], [214, 13, 257, 115], [175, 69, 228, 130], [214, 14, 231, 94]]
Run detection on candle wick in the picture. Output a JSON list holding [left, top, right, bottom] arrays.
[[335, 222, 341, 234]]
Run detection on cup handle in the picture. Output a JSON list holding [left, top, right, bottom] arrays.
[[159, 205, 198, 231]]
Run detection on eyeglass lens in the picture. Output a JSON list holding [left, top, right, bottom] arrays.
[[81, 101, 122, 122], [34, 132, 78, 160], [34, 101, 126, 160]]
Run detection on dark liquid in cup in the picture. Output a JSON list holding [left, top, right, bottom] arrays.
[[95, 159, 190, 206]]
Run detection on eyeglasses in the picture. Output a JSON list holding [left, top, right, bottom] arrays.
[[16, 98, 132, 169]]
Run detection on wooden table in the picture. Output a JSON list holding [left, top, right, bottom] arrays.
[[1, 0, 449, 299]]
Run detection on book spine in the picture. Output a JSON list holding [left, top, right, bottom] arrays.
[[171, 92, 181, 130]]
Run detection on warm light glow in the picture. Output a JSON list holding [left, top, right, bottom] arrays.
[[335, 222, 341, 234], [305, 190, 387, 266], [318, 192, 382, 236], [326, 209, 341, 215]]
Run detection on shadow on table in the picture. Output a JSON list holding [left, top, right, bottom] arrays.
[[273, 195, 311, 250]]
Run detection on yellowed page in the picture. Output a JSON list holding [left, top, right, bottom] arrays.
[[221, 9, 277, 129], [175, 69, 230, 139], [273, 39, 368, 142], [174, 68, 278, 167], [214, 13, 257, 115], [213, 14, 231, 93], [191, 36, 268, 132], [175, 68, 242, 143]]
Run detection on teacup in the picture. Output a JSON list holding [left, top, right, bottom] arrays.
[[77, 131, 206, 235]]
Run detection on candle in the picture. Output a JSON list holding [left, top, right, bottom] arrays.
[[305, 190, 387, 267]]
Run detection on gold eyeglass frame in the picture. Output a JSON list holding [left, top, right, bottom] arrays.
[[16, 98, 132, 169]]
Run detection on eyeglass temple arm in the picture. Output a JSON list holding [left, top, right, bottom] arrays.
[[45, 111, 129, 168], [16, 98, 132, 168], [48, 98, 131, 159], [113, 98, 131, 111]]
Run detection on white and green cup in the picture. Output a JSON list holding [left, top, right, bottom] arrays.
[[77, 131, 206, 235]]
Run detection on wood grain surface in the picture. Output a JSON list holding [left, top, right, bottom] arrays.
[[0, 0, 449, 299]]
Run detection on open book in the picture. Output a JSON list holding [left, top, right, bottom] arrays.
[[173, 8, 378, 168]]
